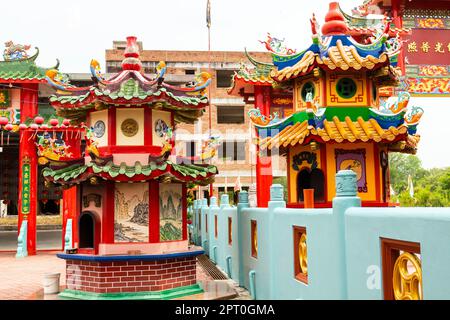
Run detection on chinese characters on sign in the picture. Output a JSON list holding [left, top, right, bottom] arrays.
[[407, 41, 450, 54], [404, 29, 450, 66], [21, 160, 31, 215]]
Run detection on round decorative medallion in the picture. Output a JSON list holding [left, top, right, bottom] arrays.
[[155, 119, 168, 137], [93, 120, 106, 138], [121, 118, 139, 137]]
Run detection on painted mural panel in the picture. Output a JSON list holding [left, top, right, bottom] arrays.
[[159, 183, 183, 241], [335, 148, 367, 193], [114, 182, 149, 242]]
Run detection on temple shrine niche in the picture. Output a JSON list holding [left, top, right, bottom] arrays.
[[40, 36, 217, 299]]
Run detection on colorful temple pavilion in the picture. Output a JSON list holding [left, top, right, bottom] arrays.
[[229, 2, 423, 208], [38, 36, 217, 298], [0, 43, 62, 255]]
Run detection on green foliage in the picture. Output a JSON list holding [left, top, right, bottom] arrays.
[[389, 153, 450, 207]]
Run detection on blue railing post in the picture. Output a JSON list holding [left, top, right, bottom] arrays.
[[249, 270, 257, 299], [226, 255, 232, 278], [64, 218, 73, 251], [200, 198, 209, 250], [268, 184, 286, 299], [208, 196, 218, 260], [16, 220, 28, 258], [333, 170, 361, 299], [237, 190, 249, 286]]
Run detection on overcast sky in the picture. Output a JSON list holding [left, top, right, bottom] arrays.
[[2, 0, 449, 169]]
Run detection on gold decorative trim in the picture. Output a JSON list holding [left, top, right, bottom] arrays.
[[393, 252, 423, 300], [121, 118, 139, 137]]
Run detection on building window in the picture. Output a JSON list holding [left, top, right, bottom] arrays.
[[293, 226, 308, 284], [228, 217, 232, 245], [336, 78, 357, 99], [217, 105, 245, 124], [214, 215, 218, 239], [186, 141, 196, 157], [216, 70, 235, 88], [185, 69, 195, 75], [205, 213, 208, 233], [381, 238, 422, 300], [301, 81, 315, 102], [251, 220, 257, 258], [218, 141, 246, 161]]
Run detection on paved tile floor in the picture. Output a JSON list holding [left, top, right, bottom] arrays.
[[0, 251, 251, 300], [0, 251, 66, 300]]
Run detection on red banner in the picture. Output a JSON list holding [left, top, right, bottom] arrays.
[[404, 29, 450, 65]]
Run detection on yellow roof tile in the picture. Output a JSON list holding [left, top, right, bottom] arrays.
[[260, 117, 412, 151]]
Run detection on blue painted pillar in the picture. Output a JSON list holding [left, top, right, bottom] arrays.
[[199, 198, 210, 255], [268, 184, 286, 299], [332, 170, 361, 299], [16, 220, 28, 258], [236, 190, 249, 286], [207, 197, 219, 264], [64, 219, 73, 251]]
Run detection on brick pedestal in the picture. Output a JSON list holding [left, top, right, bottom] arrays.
[[57, 249, 204, 299]]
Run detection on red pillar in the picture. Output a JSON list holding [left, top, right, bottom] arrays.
[[149, 180, 160, 243], [392, 0, 405, 75], [182, 183, 188, 241], [62, 186, 80, 248], [102, 181, 115, 244], [18, 83, 38, 255], [62, 131, 81, 249], [254, 86, 273, 208]]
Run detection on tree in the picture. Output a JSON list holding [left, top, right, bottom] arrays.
[[389, 153, 450, 207]]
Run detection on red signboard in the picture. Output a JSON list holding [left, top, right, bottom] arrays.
[[403, 29, 450, 65]]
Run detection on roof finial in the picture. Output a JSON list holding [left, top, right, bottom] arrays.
[[321, 2, 348, 36], [121, 36, 142, 71]]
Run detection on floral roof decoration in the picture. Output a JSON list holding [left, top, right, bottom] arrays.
[[45, 36, 211, 124]]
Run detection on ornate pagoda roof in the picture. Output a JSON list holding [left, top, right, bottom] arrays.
[[259, 117, 419, 153], [46, 36, 211, 124], [0, 44, 59, 83], [38, 126, 218, 186], [228, 2, 408, 95], [228, 49, 274, 95], [42, 159, 217, 186], [251, 91, 422, 155]]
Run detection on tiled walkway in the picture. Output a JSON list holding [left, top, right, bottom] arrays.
[[0, 251, 222, 300], [0, 251, 66, 300]]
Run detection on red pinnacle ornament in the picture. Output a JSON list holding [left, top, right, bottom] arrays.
[[321, 2, 348, 36], [121, 36, 142, 71]]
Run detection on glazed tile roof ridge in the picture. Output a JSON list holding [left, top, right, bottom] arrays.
[[259, 117, 417, 153], [42, 159, 218, 185], [0, 48, 60, 82]]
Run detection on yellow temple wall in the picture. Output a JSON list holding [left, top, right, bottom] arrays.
[[116, 108, 144, 146], [294, 75, 323, 111], [325, 72, 368, 107], [152, 109, 171, 147], [89, 109, 108, 147], [325, 142, 377, 202]]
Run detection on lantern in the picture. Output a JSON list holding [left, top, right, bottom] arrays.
[[34, 116, 44, 125]]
